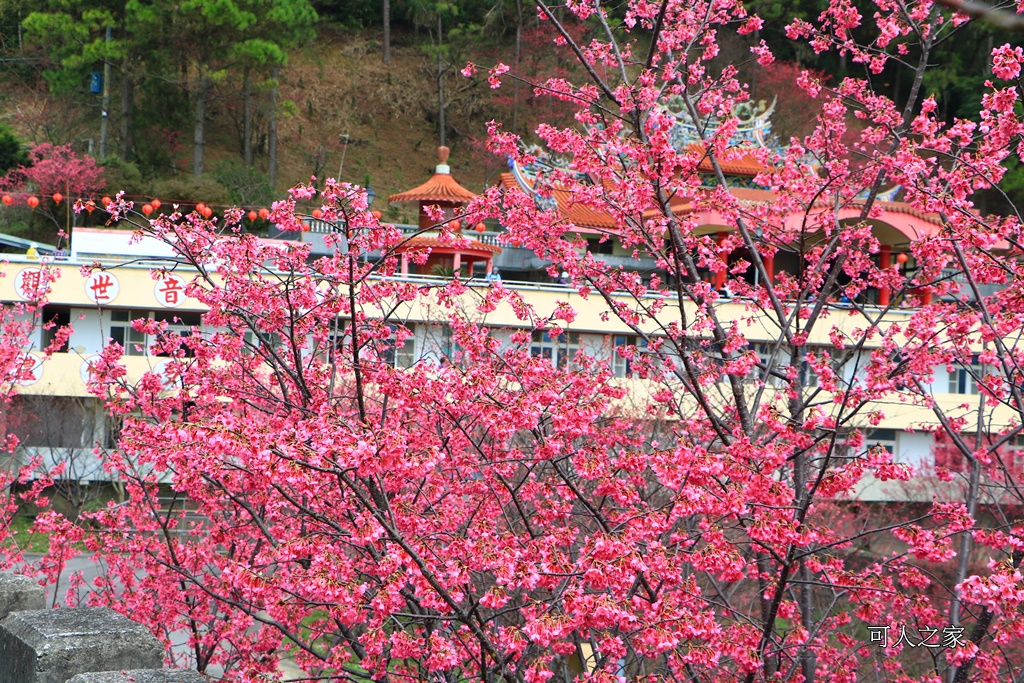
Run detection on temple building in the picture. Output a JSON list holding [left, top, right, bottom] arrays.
[[0, 103, 1009, 503], [388, 146, 501, 278]]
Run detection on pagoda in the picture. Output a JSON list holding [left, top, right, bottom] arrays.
[[389, 146, 501, 278]]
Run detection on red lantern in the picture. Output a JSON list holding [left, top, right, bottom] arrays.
[[85, 200, 96, 214], [371, 210, 382, 220], [451, 220, 461, 232], [151, 199, 161, 210], [101, 196, 112, 206], [141, 204, 154, 216], [201, 206, 213, 219], [26, 196, 39, 209], [896, 253, 909, 265], [196, 203, 206, 214], [259, 207, 270, 219], [2, 195, 12, 206], [52, 193, 63, 204], [311, 208, 323, 219], [475, 222, 486, 233], [248, 210, 258, 221]]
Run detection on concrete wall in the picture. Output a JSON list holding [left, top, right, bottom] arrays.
[[0, 573, 201, 683]]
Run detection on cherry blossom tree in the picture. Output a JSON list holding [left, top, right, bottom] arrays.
[[34, 1, 1024, 682], [1, 144, 105, 228], [0, 267, 72, 568], [2, 144, 105, 199]]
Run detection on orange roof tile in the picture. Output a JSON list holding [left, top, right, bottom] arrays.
[[389, 146, 478, 205], [498, 173, 617, 230], [690, 144, 770, 176], [389, 173, 478, 204], [395, 236, 502, 255]]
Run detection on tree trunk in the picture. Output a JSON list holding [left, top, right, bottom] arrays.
[[268, 64, 279, 190], [193, 71, 208, 177], [512, 0, 523, 133], [383, 0, 391, 64], [243, 67, 253, 169], [119, 60, 134, 162], [437, 14, 445, 147], [99, 27, 112, 159]]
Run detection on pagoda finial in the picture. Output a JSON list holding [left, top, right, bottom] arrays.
[[436, 146, 451, 174]]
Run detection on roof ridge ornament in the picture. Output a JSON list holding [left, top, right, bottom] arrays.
[[437, 146, 451, 174]]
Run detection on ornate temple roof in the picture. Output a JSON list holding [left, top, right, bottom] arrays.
[[497, 97, 928, 235], [389, 147, 478, 205]]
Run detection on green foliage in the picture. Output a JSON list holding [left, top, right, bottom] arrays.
[[0, 124, 28, 176], [213, 161, 274, 206], [21, 2, 126, 93], [100, 156, 146, 195], [153, 175, 232, 206]]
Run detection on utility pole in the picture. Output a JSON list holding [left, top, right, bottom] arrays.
[[337, 133, 350, 181], [98, 27, 111, 159]]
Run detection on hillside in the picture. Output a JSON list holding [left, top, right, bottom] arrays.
[[0, 23, 520, 239], [262, 25, 507, 224]]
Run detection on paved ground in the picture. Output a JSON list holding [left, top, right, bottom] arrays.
[[17, 554, 308, 681]]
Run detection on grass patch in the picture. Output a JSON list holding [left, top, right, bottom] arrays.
[[2, 516, 52, 555]]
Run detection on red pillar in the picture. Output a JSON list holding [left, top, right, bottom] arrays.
[[763, 254, 775, 286], [715, 231, 728, 292], [878, 245, 891, 307]]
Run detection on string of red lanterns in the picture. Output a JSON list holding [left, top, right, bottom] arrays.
[[0, 190, 399, 229], [0, 191, 275, 220]]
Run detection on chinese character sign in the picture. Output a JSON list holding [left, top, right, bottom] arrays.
[[155, 275, 186, 308], [13, 353, 42, 386], [80, 355, 104, 386], [85, 272, 120, 304], [14, 268, 49, 300], [154, 359, 183, 390]]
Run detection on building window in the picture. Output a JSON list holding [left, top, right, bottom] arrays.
[[41, 306, 71, 352], [103, 413, 124, 451], [754, 344, 780, 384], [110, 310, 201, 357], [612, 335, 649, 378], [383, 323, 416, 369], [948, 358, 984, 394], [586, 238, 615, 255], [324, 319, 350, 363], [110, 310, 149, 356], [865, 429, 898, 456], [431, 324, 461, 365], [244, 329, 286, 356], [7, 396, 95, 449], [752, 344, 848, 388], [531, 330, 581, 369], [754, 344, 818, 386]]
